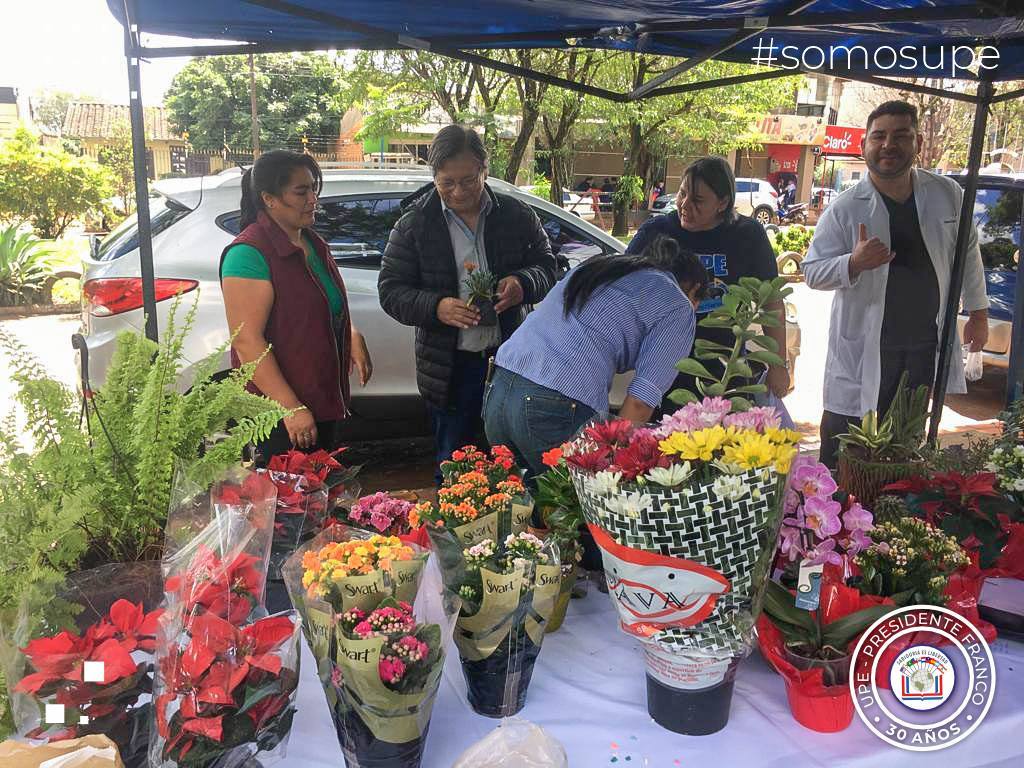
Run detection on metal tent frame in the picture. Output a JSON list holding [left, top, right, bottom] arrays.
[[115, 0, 1024, 441]]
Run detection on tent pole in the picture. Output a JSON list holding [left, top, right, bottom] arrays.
[[927, 80, 994, 443], [1005, 193, 1024, 406], [123, 0, 158, 342]]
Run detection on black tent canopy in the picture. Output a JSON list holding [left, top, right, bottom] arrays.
[[108, 0, 1024, 439]]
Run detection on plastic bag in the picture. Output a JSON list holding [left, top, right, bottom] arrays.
[[0, 563, 164, 768], [282, 525, 455, 768], [964, 344, 984, 382], [150, 467, 299, 768], [258, 467, 329, 580], [452, 718, 568, 768]]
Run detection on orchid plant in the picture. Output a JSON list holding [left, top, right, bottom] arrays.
[[778, 456, 874, 573]]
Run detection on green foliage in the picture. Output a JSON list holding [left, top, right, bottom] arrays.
[[527, 171, 552, 201], [462, 264, 497, 303], [0, 127, 113, 238], [0, 296, 284, 735], [533, 459, 583, 572], [32, 89, 92, 135], [354, 83, 428, 147], [96, 121, 136, 216], [837, 373, 929, 463], [922, 435, 997, 476], [763, 580, 892, 658], [612, 175, 645, 208], [668, 276, 791, 409], [769, 225, 814, 257], [165, 54, 347, 152], [0, 225, 56, 306]]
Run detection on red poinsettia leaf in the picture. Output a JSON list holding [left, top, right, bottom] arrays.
[[108, 600, 145, 636], [14, 671, 56, 694], [244, 615, 295, 654], [247, 653, 282, 675], [198, 659, 250, 703], [137, 608, 164, 637], [91, 639, 139, 684], [187, 611, 239, 655], [118, 636, 139, 653], [182, 715, 224, 742], [882, 475, 931, 494], [84, 702, 117, 719], [180, 694, 199, 719], [21, 631, 79, 662], [248, 692, 289, 729], [181, 639, 217, 680]]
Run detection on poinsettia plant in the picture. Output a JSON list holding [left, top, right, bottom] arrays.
[[266, 447, 361, 508], [11, 599, 162, 764], [165, 549, 265, 627], [152, 611, 300, 768], [882, 471, 1024, 569]]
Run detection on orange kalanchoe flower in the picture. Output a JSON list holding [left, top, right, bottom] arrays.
[[301, 535, 415, 599], [541, 447, 564, 467]]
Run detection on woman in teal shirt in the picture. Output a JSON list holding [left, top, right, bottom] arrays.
[[220, 150, 372, 460]]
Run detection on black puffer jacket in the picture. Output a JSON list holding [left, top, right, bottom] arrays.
[[378, 182, 557, 409]]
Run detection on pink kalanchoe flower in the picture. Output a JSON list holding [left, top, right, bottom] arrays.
[[777, 525, 803, 562], [379, 656, 407, 685], [842, 502, 873, 533], [804, 538, 843, 566], [803, 496, 843, 538], [353, 620, 374, 638], [790, 460, 838, 500]]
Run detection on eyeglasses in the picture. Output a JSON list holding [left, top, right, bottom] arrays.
[[435, 171, 484, 194]]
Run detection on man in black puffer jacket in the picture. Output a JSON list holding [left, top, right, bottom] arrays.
[[378, 125, 557, 479]]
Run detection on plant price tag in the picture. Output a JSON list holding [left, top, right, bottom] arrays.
[[795, 559, 823, 611]]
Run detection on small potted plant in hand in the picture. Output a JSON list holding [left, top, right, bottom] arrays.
[[463, 262, 498, 326]]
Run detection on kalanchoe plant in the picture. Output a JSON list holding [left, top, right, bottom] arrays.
[[440, 444, 520, 489], [343, 492, 417, 536], [669, 276, 792, 410], [411, 470, 520, 531], [882, 471, 1024, 569], [986, 443, 1024, 505], [851, 517, 970, 605], [301, 536, 417, 607]]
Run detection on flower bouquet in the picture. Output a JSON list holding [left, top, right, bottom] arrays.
[[567, 275, 800, 735], [448, 533, 561, 717], [150, 468, 300, 768], [2, 565, 164, 768], [462, 262, 498, 326], [282, 527, 449, 768]]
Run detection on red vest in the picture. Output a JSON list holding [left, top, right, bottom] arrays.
[[220, 210, 351, 421]]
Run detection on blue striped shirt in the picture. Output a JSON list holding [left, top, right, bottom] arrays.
[[495, 267, 696, 414]]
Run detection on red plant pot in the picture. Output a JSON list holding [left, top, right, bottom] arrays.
[[783, 676, 854, 732]]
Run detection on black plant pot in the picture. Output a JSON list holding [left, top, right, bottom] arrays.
[[460, 635, 542, 718], [473, 297, 498, 327], [335, 705, 429, 768], [645, 672, 736, 736]]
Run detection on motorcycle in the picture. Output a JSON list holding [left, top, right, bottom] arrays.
[[775, 200, 808, 225]]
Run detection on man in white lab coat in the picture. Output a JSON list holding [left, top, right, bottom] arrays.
[[803, 100, 989, 468]]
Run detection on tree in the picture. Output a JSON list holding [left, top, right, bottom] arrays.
[[0, 127, 113, 239], [165, 53, 346, 153], [31, 89, 95, 135], [97, 121, 136, 216], [584, 57, 798, 234]]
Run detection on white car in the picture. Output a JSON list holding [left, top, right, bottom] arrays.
[[516, 186, 596, 221], [652, 177, 779, 225], [812, 186, 839, 208], [80, 169, 623, 440]]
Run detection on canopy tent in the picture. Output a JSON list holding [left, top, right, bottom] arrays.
[[107, 0, 1024, 440]]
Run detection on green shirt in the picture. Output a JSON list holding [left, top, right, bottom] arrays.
[[221, 236, 344, 317]]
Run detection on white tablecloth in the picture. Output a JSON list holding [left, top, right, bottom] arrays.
[[281, 589, 1024, 768]]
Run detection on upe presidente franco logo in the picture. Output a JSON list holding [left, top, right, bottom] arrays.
[[850, 605, 996, 751]]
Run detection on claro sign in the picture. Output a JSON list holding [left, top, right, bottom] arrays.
[[822, 125, 866, 156]]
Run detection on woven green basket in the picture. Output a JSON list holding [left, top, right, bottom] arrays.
[[836, 451, 924, 508]]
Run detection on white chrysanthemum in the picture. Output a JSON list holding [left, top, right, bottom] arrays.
[[711, 459, 745, 476], [644, 462, 693, 487], [606, 491, 653, 519], [712, 474, 750, 502], [587, 470, 623, 496]]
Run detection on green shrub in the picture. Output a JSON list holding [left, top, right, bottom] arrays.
[[0, 225, 56, 306]]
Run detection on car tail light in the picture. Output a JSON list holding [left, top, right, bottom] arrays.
[[83, 278, 199, 316], [769, 188, 779, 198]]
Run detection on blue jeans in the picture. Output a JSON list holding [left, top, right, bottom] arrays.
[[482, 367, 597, 485], [429, 350, 492, 485]]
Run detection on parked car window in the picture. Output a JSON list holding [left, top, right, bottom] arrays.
[[315, 197, 404, 269], [975, 187, 1022, 269], [735, 180, 752, 194], [96, 195, 191, 261], [217, 196, 404, 269], [532, 208, 607, 268]]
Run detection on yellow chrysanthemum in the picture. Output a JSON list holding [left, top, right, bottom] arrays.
[[659, 426, 733, 461], [764, 427, 802, 446], [774, 443, 797, 474], [722, 432, 778, 470]]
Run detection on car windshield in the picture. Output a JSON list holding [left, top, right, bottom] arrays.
[[95, 195, 191, 261]]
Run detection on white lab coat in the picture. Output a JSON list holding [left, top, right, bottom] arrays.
[[803, 168, 989, 418]]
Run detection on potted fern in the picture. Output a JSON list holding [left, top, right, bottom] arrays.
[[462, 261, 498, 326], [835, 373, 928, 507], [0, 296, 283, 738]]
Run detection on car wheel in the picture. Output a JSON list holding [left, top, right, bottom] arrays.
[[754, 206, 774, 226]]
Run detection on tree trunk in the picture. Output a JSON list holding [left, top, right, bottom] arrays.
[[549, 146, 572, 208], [504, 108, 541, 184]]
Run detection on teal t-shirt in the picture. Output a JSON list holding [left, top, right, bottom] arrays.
[[221, 236, 344, 317]]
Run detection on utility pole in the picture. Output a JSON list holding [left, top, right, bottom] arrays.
[[248, 53, 261, 158]]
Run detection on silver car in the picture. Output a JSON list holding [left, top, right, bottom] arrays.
[[79, 169, 621, 439]]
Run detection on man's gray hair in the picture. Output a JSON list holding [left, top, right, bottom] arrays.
[[428, 125, 488, 174]]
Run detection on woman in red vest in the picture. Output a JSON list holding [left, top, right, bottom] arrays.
[[220, 150, 372, 460]]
